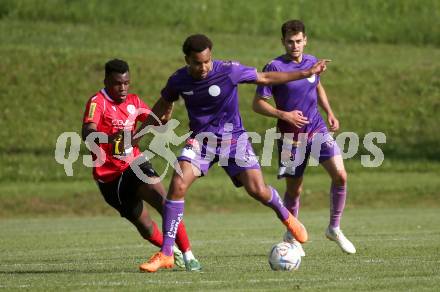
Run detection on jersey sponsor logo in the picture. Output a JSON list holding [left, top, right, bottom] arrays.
[[127, 104, 136, 115], [112, 119, 135, 128], [208, 85, 221, 97], [88, 103, 97, 119], [182, 90, 194, 95], [307, 74, 316, 83]]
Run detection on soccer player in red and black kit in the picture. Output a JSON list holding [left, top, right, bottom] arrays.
[[81, 59, 201, 271]]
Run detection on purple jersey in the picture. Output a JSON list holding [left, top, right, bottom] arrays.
[[161, 60, 257, 137], [256, 54, 327, 137]]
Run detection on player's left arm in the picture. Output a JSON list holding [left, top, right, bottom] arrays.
[[255, 59, 330, 85], [317, 81, 339, 132]]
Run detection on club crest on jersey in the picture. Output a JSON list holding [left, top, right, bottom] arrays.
[[208, 85, 221, 97], [307, 74, 316, 83], [127, 104, 136, 115]]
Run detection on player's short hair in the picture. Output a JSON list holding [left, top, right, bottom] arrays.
[[281, 20, 306, 39], [105, 59, 129, 77], [182, 34, 213, 56]]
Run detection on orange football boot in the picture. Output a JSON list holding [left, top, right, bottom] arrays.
[[139, 251, 174, 273], [282, 213, 308, 243]]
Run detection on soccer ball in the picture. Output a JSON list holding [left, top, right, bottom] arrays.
[[268, 242, 301, 271]]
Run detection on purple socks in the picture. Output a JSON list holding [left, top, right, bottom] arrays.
[[330, 185, 347, 228], [161, 199, 185, 256], [283, 192, 300, 218], [265, 186, 290, 221], [283, 184, 347, 228]]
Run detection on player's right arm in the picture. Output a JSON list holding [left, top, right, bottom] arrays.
[[82, 122, 121, 145], [252, 95, 309, 128], [82, 97, 103, 143], [133, 73, 179, 144], [133, 97, 174, 144], [82, 96, 121, 144], [253, 62, 309, 128], [143, 97, 174, 126], [82, 122, 98, 142], [155, 97, 174, 124]]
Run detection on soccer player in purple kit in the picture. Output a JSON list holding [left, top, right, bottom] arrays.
[[253, 20, 356, 255], [136, 34, 329, 272]]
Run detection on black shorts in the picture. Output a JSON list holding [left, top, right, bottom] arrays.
[[97, 160, 159, 221]]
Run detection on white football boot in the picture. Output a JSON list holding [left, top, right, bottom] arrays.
[[283, 231, 306, 257], [325, 226, 356, 254]]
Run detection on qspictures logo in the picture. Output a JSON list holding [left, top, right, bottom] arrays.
[[55, 110, 386, 183]]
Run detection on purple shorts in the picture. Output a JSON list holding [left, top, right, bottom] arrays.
[[277, 131, 341, 178], [177, 134, 260, 187]]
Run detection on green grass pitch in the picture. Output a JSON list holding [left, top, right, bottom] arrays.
[[1, 208, 439, 291]]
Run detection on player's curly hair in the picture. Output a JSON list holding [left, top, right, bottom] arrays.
[[182, 34, 213, 56], [281, 20, 306, 39], [105, 59, 129, 77]]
